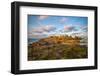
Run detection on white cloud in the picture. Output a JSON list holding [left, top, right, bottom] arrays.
[[63, 25, 77, 32], [28, 33, 47, 39], [60, 17, 68, 23], [31, 25, 56, 33], [38, 15, 49, 20], [28, 25, 56, 38], [82, 26, 88, 32], [59, 24, 88, 37], [70, 28, 88, 38]]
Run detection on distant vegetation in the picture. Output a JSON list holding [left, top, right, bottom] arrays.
[[28, 35, 88, 61]]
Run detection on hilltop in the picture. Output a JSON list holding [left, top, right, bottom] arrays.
[[28, 35, 87, 61], [31, 35, 82, 47]]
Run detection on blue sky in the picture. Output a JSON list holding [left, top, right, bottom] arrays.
[[28, 15, 88, 39]]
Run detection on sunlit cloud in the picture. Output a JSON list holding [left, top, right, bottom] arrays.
[[71, 31, 88, 37], [28, 15, 88, 39], [38, 15, 49, 20], [31, 25, 56, 33], [28, 33, 47, 39], [28, 25, 56, 38], [60, 17, 68, 23], [82, 26, 88, 32], [63, 25, 77, 32]]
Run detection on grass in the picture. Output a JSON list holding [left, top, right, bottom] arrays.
[[28, 44, 87, 61], [28, 35, 88, 61]]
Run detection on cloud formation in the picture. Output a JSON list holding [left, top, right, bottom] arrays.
[[64, 25, 77, 32], [71, 31, 88, 37], [31, 25, 56, 33], [28, 15, 88, 39], [38, 15, 49, 20], [82, 26, 88, 32], [60, 17, 67, 23], [28, 33, 47, 39], [28, 25, 56, 38]]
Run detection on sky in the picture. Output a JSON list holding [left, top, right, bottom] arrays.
[[28, 15, 88, 39]]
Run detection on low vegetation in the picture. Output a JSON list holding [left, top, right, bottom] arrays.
[[28, 35, 88, 61]]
